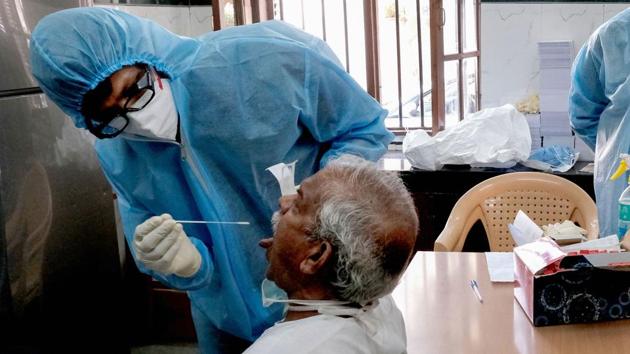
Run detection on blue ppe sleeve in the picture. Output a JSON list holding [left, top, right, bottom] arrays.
[[569, 41, 609, 151], [300, 51, 394, 168], [115, 192, 213, 290]]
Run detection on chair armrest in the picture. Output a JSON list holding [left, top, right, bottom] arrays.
[[434, 205, 483, 252]]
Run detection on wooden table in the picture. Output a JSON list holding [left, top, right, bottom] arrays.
[[391, 252, 630, 354]]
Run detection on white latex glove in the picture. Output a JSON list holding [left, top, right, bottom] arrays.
[[133, 213, 201, 277], [542, 220, 587, 243]]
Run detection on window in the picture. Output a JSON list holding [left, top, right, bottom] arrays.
[[439, 0, 480, 129], [217, 0, 481, 134]]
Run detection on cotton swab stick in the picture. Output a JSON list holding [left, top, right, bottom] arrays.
[[175, 220, 250, 225]]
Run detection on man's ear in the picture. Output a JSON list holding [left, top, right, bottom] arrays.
[[299, 241, 332, 275]]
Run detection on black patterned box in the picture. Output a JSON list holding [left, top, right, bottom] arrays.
[[514, 237, 630, 326]]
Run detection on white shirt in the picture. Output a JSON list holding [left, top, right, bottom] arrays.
[[244, 295, 406, 354]]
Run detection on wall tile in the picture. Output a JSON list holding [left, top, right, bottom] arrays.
[[539, 4, 603, 54], [188, 6, 213, 37], [603, 4, 629, 22], [481, 3, 542, 108], [480, 3, 629, 110], [96, 4, 213, 37]]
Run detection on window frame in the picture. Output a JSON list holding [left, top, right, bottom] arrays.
[[218, 0, 481, 135], [441, 0, 481, 126]]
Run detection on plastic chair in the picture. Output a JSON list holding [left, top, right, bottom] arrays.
[[434, 172, 599, 252]]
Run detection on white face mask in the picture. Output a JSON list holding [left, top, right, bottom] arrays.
[[125, 74, 178, 141], [261, 278, 375, 319]]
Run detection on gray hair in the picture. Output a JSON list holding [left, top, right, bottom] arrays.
[[310, 155, 418, 304]]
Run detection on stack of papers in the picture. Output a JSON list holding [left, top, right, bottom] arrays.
[[575, 138, 595, 162], [538, 41, 573, 68], [543, 135, 574, 149], [540, 112, 572, 136], [538, 41, 574, 147], [525, 114, 541, 151]]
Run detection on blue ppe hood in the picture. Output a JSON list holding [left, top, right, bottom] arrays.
[[30, 7, 199, 128]]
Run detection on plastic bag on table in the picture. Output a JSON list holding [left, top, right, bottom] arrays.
[[402, 104, 532, 170]]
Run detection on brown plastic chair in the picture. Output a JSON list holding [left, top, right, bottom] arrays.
[[434, 172, 599, 252]]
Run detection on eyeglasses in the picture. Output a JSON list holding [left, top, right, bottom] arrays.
[[86, 66, 156, 139]]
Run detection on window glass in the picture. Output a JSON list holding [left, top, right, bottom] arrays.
[[463, 0, 477, 52], [463, 57, 478, 117], [443, 0, 458, 55], [444, 60, 460, 128]]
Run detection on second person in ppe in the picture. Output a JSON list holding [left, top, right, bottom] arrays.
[[569, 8, 630, 237], [30, 8, 393, 353]]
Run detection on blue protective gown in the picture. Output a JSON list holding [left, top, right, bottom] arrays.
[[30, 8, 393, 352], [569, 8, 630, 237]]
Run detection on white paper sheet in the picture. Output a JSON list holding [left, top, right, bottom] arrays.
[[485, 252, 515, 282], [560, 235, 621, 252], [509, 210, 544, 246]]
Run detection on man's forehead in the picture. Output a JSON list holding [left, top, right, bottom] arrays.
[[94, 66, 143, 112], [301, 169, 333, 196], [297, 173, 331, 215]]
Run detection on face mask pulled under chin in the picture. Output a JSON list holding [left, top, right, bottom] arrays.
[[261, 278, 376, 319], [125, 77, 178, 141]]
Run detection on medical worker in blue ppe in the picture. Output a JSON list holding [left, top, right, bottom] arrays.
[[569, 8, 630, 237], [30, 7, 393, 354]]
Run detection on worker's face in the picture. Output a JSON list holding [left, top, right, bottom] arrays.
[[259, 172, 326, 292], [92, 65, 147, 123]]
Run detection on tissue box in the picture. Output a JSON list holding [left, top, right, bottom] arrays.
[[514, 238, 630, 326]]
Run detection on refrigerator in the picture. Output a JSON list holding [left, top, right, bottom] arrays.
[[0, 1, 127, 352]]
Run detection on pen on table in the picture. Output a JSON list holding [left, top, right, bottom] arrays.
[[175, 220, 250, 225], [470, 279, 483, 303]]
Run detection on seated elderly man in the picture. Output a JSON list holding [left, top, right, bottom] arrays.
[[245, 156, 419, 353]]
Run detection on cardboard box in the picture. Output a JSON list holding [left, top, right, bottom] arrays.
[[514, 237, 630, 326]]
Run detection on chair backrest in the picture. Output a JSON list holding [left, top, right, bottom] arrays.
[[434, 172, 599, 252]]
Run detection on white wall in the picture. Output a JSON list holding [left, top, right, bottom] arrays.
[[96, 4, 213, 37], [96, 3, 629, 113], [481, 3, 628, 109]]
